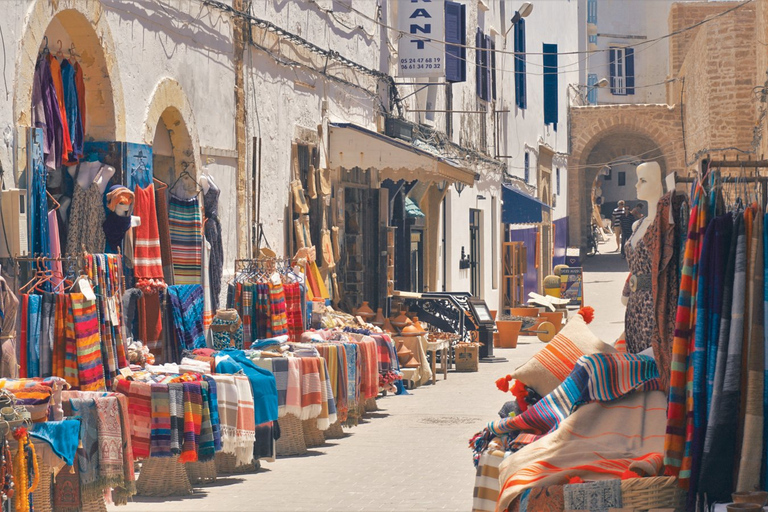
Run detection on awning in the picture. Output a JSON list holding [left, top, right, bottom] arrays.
[[405, 197, 425, 218], [327, 123, 476, 186], [502, 183, 551, 224]]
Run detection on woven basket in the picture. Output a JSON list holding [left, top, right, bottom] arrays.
[[621, 476, 685, 511], [302, 419, 325, 448], [80, 495, 108, 512], [215, 452, 258, 474], [136, 456, 193, 496], [275, 413, 307, 456], [364, 397, 378, 412], [324, 419, 345, 439], [185, 458, 217, 484]]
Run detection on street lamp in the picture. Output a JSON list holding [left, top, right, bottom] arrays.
[[504, 2, 533, 37], [569, 78, 609, 105]]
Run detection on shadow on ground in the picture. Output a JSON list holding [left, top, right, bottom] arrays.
[[582, 245, 629, 273]]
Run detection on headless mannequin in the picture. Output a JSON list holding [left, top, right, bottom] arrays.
[[199, 173, 211, 196], [67, 154, 115, 194], [621, 161, 664, 306], [47, 168, 72, 222]]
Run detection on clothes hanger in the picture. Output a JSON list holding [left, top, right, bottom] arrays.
[[153, 177, 168, 190], [46, 190, 60, 211], [56, 40, 64, 59], [169, 163, 202, 195]]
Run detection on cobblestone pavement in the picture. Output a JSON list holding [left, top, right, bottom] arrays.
[[110, 256, 626, 512]]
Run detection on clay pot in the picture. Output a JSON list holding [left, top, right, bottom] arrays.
[[383, 317, 396, 333], [357, 301, 375, 319], [397, 345, 414, 366], [400, 321, 424, 336], [538, 311, 566, 334], [732, 491, 768, 507], [497, 320, 522, 349], [404, 355, 420, 368], [372, 308, 385, 327], [493, 332, 500, 348], [727, 504, 763, 512], [509, 307, 539, 317], [489, 310, 498, 321], [391, 311, 410, 329], [411, 316, 426, 332]]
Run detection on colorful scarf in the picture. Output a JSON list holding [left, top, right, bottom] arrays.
[[664, 183, 708, 487], [115, 379, 152, 459], [256, 283, 271, 340], [202, 376, 222, 452], [94, 396, 124, 488], [27, 294, 41, 378], [284, 282, 303, 342], [154, 184, 175, 283], [52, 293, 67, 381], [234, 375, 256, 466], [168, 383, 185, 455], [69, 397, 101, 502], [114, 393, 137, 505], [471, 353, 661, 464], [198, 381, 216, 461], [167, 285, 206, 353], [285, 357, 302, 418], [240, 283, 253, 347], [70, 294, 105, 391], [210, 375, 238, 455], [63, 295, 79, 388], [299, 357, 322, 420], [168, 194, 202, 285], [19, 294, 28, 378], [39, 292, 55, 378], [268, 282, 289, 337], [179, 381, 203, 463], [150, 382, 172, 457], [133, 184, 166, 292]]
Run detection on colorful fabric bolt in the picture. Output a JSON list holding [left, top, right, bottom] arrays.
[[133, 184, 166, 292], [167, 284, 207, 353], [268, 282, 289, 337], [149, 383, 172, 457]]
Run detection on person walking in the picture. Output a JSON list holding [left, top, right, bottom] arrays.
[[612, 200, 627, 252], [619, 204, 637, 258]]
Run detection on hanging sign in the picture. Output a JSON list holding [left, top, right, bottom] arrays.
[[398, 0, 445, 78]]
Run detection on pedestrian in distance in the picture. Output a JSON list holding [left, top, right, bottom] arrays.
[[612, 200, 627, 252]]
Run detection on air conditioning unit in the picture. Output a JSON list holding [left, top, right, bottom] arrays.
[[385, 118, 413, 142], [0, 189, 29, 258]]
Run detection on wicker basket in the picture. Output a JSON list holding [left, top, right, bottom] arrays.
[[136, 456, 193, 496], [302, 419, 326, 448], [621, 476, 685, 511], [215, 452, 258, 474], [275, 413, 307, 456], [324, 419, 345, 439], [80, 495, 108, 512], [364, 397, 378, 412], [185, 458, 217, 484]]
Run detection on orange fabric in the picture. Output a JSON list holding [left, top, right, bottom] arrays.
[[47, 55, 73, 163]]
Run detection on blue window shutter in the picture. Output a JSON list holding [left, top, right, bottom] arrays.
[[524, 152, 530, 183], [490, 37, 497, 101], [476, 29, 482, 98], [543, 43, 558, 127], [625, 47, 635, 95], [445, 2, 466, 83], [481, 34, 488, 101], [514, 19, 527, 109], [587, 73, 598, 104], [609, 48, 617, 95]]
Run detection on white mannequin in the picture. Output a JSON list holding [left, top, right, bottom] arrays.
[[621, 161, 664, 306], [199, 173, 211, 195], [67, 156, 115, 194]]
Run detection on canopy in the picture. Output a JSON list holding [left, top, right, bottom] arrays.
[[502, 183, 551, 225], [327, 123, 476, 186]]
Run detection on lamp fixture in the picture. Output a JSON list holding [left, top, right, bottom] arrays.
[[454, 182, 466, 196], [436, 179, 448, 192], [505, 2, 533, 37]]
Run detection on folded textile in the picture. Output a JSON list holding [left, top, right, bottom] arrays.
[[115, 379, 152, 459], [285, 357, 302, 418], [317, 357, 337, 430], [180, 381, 203, 463], [114, 393, 137, 505], [215, 349, 278, 424], [199, 381, 216, 461], [234, 375, 256, 466], [299, 357, 322, 420], [150, 383, 172, 457], [270, 358, 288, 414], [496, 390, 667, 510], [0, 381, 52, 422], [211, 374, 238, 455], [203, 375, 222, 452], [30, 418, 81, 466], [168, 382, 185, 455], [94, 396, 125, 488], [563, 479, 622, 512], [69, 397, 101, 502]]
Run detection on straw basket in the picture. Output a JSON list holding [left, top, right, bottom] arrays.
[[324, 419, 345, 439], [80, 495, 108, 512], [185, 458, 217, 484], [621, 476, 685, 511], [136, 456, 193, 496], [215, 452, 258, 474], [275, 413, 307, 456], [302, 419, 325, 448], [364, 397, 378, 412]]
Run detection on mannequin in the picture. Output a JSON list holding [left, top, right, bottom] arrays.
[[66, 153, 114, 254], [67, 153, 115, 194], [621, 161, 664, 306]]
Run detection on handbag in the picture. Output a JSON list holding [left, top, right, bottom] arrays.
[[211, 309, 243, 349]]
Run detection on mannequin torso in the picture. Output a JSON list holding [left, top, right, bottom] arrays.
[[68, 159, 115, 195]]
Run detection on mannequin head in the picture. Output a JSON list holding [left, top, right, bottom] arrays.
[[635, 161, 663, 203]]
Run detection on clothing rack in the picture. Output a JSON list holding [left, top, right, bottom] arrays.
[[679, 161, 768, 207]]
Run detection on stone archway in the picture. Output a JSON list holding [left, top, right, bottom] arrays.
[[13, 1, 125, 141], [567, 104, 683, 250], [143, 78, 203, 181]]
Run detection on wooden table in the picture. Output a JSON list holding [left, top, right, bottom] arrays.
[[425, 339, 450, 385]]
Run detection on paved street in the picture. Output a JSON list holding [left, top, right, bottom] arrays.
[[111, 248, 628, 512]]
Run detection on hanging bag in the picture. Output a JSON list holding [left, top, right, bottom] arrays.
[[210, 309, 243, 350]]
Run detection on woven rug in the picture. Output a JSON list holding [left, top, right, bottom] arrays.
[[168, 194, 202, 285]]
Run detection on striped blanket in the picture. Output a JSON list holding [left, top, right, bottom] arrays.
[[299, 357, 323, 420], [115, 379, 152, 459], [471, 353, 661, 462], [168, 194, 202, 286], [133, 184, 166, 291], [150, 382, 172, 457], [167, 285, 207, 352], [268, 282, 289, 337], [71, 294, 106, 391], [180, 381, 203, 463], [234, 375, 256, 466]]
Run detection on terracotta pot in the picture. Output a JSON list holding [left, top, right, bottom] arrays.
[[392, 311, 410, 329], [400, 321, 424, 336], [732, 491, 768, 506], [412, 316, 426, 332], [357, 301, 375, 319], [372, 307, 385, 327], [538, 311, 566, 334], [497, 320, 522, 349], [493, 332, 500, 348], [509, 307, 539, 318], [383, 317, 396, 333]]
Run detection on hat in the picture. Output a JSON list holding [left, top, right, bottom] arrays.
[[106, 186, 135, 212]]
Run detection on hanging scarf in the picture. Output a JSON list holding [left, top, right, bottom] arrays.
[[168, 383, 185, 455], [240, 283, 253, 348], [664, 184, 708, 487], [19, 294, 28, 378], [198, 381, 216, 462], [167, 285, 206, 354], [53, 459, 81, 512], [284, 282, 303, 342], [69, 397, 101, 502], [52, 293, 67, 380], [202, 376, 222, 452], [70, 294, 105, 391], [168, 194, 203, 285], [257, 283, 271, 340], [234, 375, 256, 466], [27, 294, 42, 379], [94, 396, 124, 488], [154, 184, 175, 284], [63, 295, 79, 389], [179, 382, 203, 463], [149, 383, 172, 458], [133, 184, 166, 292], [268, 282, 289, 337], [115, 379, 152, 460], [39, 292, 55, 378]]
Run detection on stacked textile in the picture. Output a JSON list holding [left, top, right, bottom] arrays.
[[210, 374, 256, 466]]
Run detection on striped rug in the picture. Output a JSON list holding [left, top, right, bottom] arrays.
[[71, 294, 106, 391], [169, 194, 202, 286]]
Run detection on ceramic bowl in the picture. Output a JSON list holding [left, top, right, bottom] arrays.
[[727, 502, 764, 512], [732, 491, 768, 506]]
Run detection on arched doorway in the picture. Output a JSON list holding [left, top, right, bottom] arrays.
[[152, 107, 196, 189]]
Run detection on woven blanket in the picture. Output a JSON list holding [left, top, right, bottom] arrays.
[[27, 293, 41, 378], [71, 294, 106, 391], [237, 283, 252, 347], [133, 184, 166, 291], [1, 382, 52, 422], [285, 357, 302, 417], [215, 349, 278, 424], [54, 458, 81, 512], [336, 344, 349, 422], [268, 282, 289, 337], [316, 356, 337, 430], [179, 381, 203, 463], [154, 184, 174, 283], [199, 381, 216, 461], [167, 284, 207, 352], [114, 392, 137, 504], [115, 379, 152, 459], [30, 418, 81, 466], [299, 357, 322, 420], [496, 390, 667, 510], [63, 295, 79, 388], [94, 396, 124, 488], [210, 374, 239, 455], [472, 437, 505, 512], [508, 484, 565, 512], [256, 283, 270, 340], [69, 397, 101, 502], [563, 479, 622, 512], [284, 282, 303, 342], [235, 374, 256, 466], [269, 358, 289, 415], [168, 382, 184, 455], [203, 375, 222, 452], [344, 342, 359, 406], [472, 353, 661, 462], [150, 382, 172, 457], [374, 334, 395, 373], [169, 194, 202, 285], [356, 336, 379, 400]]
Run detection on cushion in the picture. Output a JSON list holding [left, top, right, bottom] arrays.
[[510, 313, 615, 397]]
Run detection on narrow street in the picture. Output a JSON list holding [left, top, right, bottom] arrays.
[[112, 249, 628, 512]]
